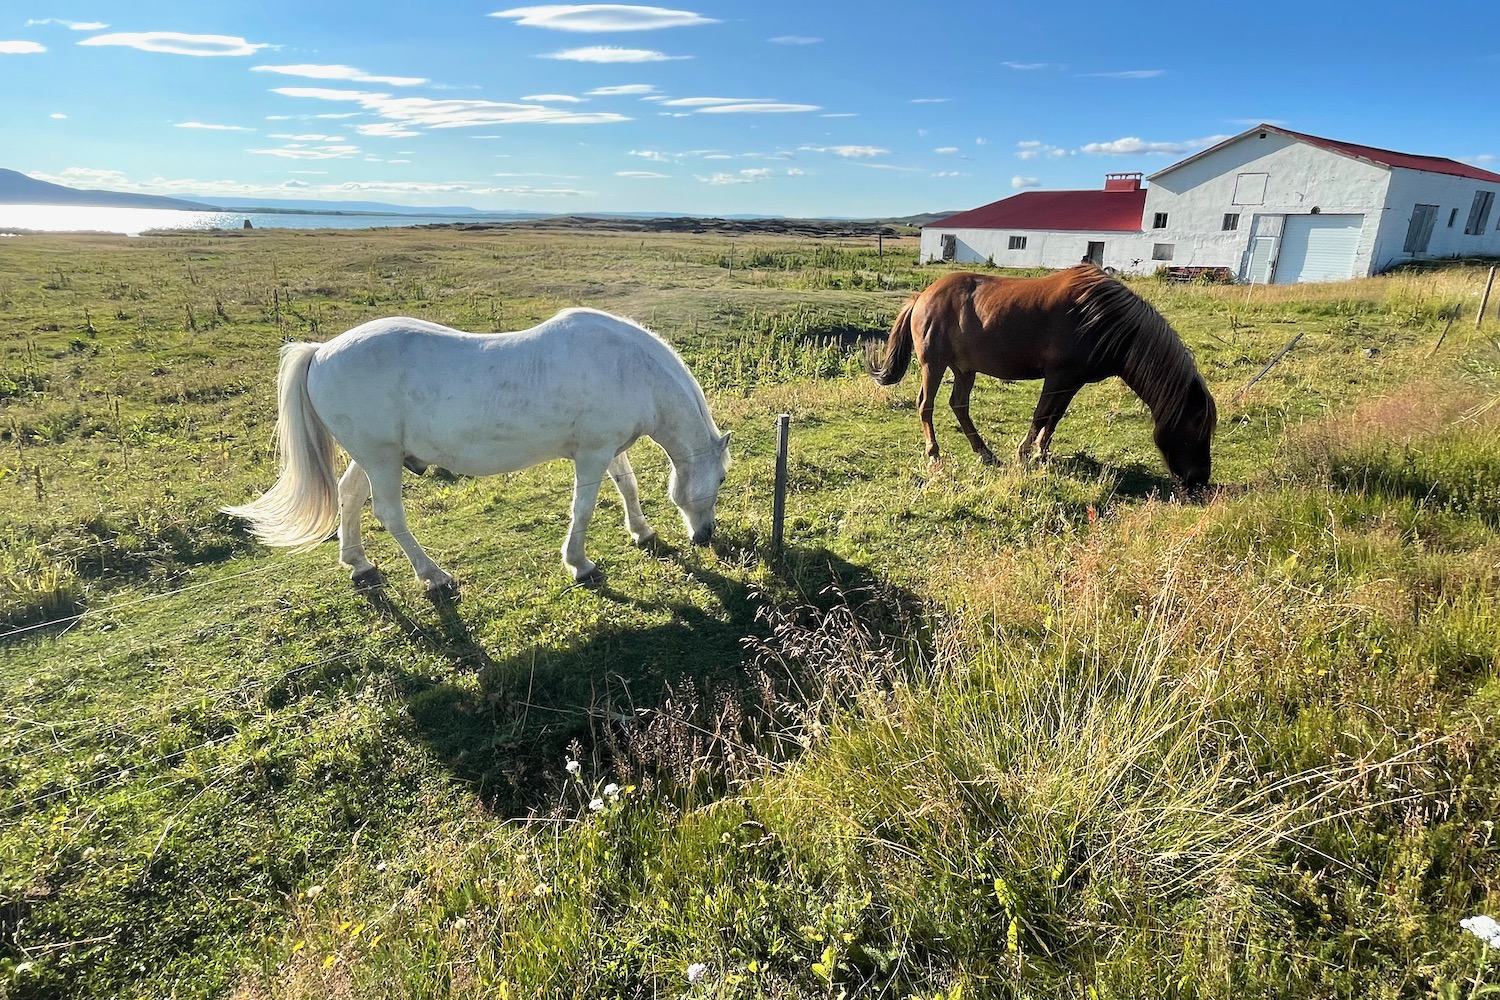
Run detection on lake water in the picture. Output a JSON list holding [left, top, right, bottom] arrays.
[[0, 204, 514, 236]]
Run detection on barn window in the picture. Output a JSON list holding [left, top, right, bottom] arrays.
[[1152, 212, 1168, 229], [1403, 204, 1439, 254], [1152, 243, 1175, 261], [1222, 213, 1240, 232], [1008, 236, 1027, 250], [1233, 172, 1268, 205], [1449, 208, 1460, 228], [1465, 190, 1495, 235]]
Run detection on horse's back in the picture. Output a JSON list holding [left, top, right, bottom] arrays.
[[914, 270, 1090, 378]]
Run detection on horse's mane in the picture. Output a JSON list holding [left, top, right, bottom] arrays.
[[1070, 267, 1216, 435]]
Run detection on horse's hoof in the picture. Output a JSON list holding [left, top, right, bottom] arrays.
[[979, 452, 999, 466], [351, 567, 386, 592], [576, 567, 606, 588], [633, 530, 657, 548], [425, 579, 461, 603]]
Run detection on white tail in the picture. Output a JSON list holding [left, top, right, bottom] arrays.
[[222, 342, 340, 549]]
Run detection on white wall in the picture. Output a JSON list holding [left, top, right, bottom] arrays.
[[1143, 131, 1390, 279], [919, 226, 1156, 272], [1373, 167, 1500, 272]]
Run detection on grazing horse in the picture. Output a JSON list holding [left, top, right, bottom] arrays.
[[867, 265, 1217, 495], [224, 309, 732, 593]]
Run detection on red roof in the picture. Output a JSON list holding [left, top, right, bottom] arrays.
[[1152, 124, 1500, 185], [927, 188, 1147, 232]]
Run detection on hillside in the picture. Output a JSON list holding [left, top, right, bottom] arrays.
[[0, 167, 219, 210], [2, 230, 1499, 999]]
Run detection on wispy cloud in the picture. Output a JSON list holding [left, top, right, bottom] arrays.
[[253, 64, 427, 86], [50, 113, 67, 119], [696, 102, 819, 114], [272, 87, 632, 127], [934, 147, 959, 155], [1012, 175, 1041, 189], [249, 143, 361, 160], [658, 96, 770, 107], [177, 121, 255, 131], [1080, 134, 1227, 155], [269, 133, 344, 140], [617, 170, 669, 178], [1015, 140, 1069, 160], [491, 5, 718, 31], [27, 18, 109, 30], [699, 168, 774, 185], [0, 40, 45, 54], [521, 93, 583, 102], [1081, 69, 1165, 79], [769, 35, 821, 45], [588, 83, 658, 96], [909, 98, 950, 104], [800, 144, 889, 158], [541, 46, 688, 62], [628, 149, 673, 160], [79, 32, 270, 57], [1002, 60, 1063, 71]]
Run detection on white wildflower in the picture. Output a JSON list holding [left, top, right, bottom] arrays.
[[565, 759, 581, 775], [1463, 914, 1500, 947], [603, 782, 620, 799], [589, 798, 605, 812], [686, 961, 708, 983]]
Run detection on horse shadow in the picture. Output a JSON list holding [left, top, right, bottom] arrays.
[[363, 533, 924, 818]]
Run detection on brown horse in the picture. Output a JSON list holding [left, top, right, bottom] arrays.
[[867, 266, 1217, 495]]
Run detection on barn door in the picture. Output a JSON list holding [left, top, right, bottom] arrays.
[[1402, 204, 1438, 255], [1246, 236, 1276, 284], [1276, 214, 1364, 283], [1085, 241, 1104, 267]]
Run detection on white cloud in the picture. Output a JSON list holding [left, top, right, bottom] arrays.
[[269, 133, 344, 140], [541, 46, 687, 62], [696, 102, 819, 114], [659, 96, 769, 107], [249, 144, 362, 160], [253, 64, 428, 86], [628, 149, 673, 160], [1012, 175, 1041, 189], [910, 98, 950, 104], [491, 5, 718, 31], [50, 113, 67, 119], [800, 144, 889, 158], [177, 122, 254, 131], [820, 112, 857, 118], [587, 83, 657, 95], [1001, 61, 1062, 71], [521, 93, 583, 102], [1016, 140, 1068, 160], [1081, 69, 1165, 79], [1, 40, 46, 54], [27, 19, 109, 30], [617, 170, 668, 178], [1080, 134, 1227, 156], [272, 87, 632, 127], [785, 167, 805, 177], [79, 32, 269, 57], [769, 35, 820, 45], [356, 123, 423, 138], [934, 147, 958, 155], [700, 168, 773, 185], [975, 137, 987, 146], [932, 171, 964, 178]]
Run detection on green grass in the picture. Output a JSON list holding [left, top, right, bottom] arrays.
[[3, 227, 1500, 999]]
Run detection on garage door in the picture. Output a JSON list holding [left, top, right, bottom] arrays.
[[1274, 214, 1364, 283]]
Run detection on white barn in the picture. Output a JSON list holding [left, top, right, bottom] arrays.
[[921, 124, 1500, 283]]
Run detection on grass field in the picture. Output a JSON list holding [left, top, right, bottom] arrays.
[[2, 225, 1499, 999]]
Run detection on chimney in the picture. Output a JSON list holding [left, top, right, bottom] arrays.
[[1104, 172, 1142, 192]]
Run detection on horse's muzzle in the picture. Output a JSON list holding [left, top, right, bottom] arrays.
[[691, 524, 714, 546]]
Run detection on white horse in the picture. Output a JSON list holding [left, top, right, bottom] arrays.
[[224, 308, 732, 594]]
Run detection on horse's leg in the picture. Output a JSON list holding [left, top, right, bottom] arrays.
[[563, 450, 612, 584], [948, 369, 997, 465], [1021, 378, 1081, 466], [917, 362, 947, 463], [607, 452, 655, 546], [337, 461, 382, 588], [363, 462, 454, 593]]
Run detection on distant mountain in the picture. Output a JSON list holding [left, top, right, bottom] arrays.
[[0, 168, 219, 211], [204, 196, 506, 216]]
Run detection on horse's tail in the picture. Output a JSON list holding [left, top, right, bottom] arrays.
[[867, 297, 916, 385], [222, 342, 340, 550]]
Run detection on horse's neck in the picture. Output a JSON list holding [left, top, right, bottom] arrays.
[[650, 379, 717, 464], [1115, 346, 1193, 427]]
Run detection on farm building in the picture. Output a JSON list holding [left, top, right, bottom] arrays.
[[921, 124, 1500, 282]]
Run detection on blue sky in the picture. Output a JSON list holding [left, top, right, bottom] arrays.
[[2, 2, 1497, 217]]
